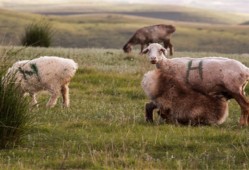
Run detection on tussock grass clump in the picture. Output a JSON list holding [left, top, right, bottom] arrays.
[[21, 19, 53, 47], [0, 52, 31, 149]]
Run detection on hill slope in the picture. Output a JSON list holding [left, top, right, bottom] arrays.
[[0, 7, 249, 53], [3, 3, 248, 25]]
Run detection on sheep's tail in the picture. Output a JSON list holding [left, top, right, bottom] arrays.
[[72, 61, 78, 75], [65, 60, 78, 79], [73, 62, 78, 70]]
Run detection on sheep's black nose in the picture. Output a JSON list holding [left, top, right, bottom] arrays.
[[150, 60, 157, 64]]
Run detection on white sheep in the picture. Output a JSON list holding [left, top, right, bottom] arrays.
[[5, 56, 78, 108], [142, 43, 249, 125]]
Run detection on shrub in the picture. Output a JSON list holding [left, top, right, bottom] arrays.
[[0, 50, 31, 149], [21, 19, 53, 47]]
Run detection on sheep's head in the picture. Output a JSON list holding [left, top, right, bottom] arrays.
[[142, 43, 167, 64], [123, 43, 132, 53]]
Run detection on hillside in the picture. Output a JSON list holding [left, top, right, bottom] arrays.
[[241, 21, 249, 25], [0, 6, 249, 53], [3, 2, 248, 25]]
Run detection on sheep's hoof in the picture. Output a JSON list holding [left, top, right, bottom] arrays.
[[46, 104, 55, 108], [146, 118, 154, 123], [63, 105, 70, 108], [33, 103, 39, 108], [239, 116, 248, 126]]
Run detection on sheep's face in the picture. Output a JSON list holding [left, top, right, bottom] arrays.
[[123, 44, 132, 53], [142, 43, 167, 64]]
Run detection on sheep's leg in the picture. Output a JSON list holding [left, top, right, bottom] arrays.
[[145, 102, 157, 122], [248, 112, 249, 124], [159, 108, 170, 120], [169, 43, 173, 56], [140, 44, 145, 54], [239, 105, 249, 126], [163, 39, 173, 56], [61, 83, 70, 108], [46, 91, 59, 108], [233, 93, 249, 126], [160, 107, 178, 124]]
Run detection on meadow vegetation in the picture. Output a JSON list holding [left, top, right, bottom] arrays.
[[0, 50, 31, 149], [21, 19, 53, 47], [0, 7, 249, 53], [0, 3, 249, 169], [0, 46, 248, 169]]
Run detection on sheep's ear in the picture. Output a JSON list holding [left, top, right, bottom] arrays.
[[160, 48, 167, 56], [142, 48, 149, 54]]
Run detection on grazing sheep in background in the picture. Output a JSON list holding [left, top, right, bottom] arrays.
[[123, 24, 175, 55], [5, 56, 78, 108], [142, 69, 229, 125], [142, 43, 249, 125]]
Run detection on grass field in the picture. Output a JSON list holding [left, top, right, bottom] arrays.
[[0, 46, 249, 169], [1, 3, 249, 169]]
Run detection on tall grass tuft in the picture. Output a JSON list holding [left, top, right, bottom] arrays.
[[21, 19, 53, 47], [0, 51, 31, 149]]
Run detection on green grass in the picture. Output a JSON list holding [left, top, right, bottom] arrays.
[[0, 52, 31, 149], [0, 46, 248, 169], [21, 19, 53, 47]]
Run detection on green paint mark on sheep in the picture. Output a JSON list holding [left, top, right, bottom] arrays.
[[18, 63, 40, 81], [186, 60, 203, 83], [18, 67, 28, 80], [30, 63, 39, 77]]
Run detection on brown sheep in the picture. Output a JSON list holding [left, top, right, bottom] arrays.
[[123, 24, 175, 55], [142, 69, 229, 125]]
